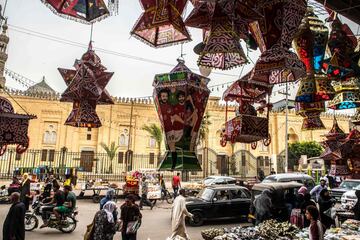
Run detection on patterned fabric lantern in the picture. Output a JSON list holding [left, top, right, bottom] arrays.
[[293, 8, 331, 130], [351, 108, 360, 125], [153, 59, 210, 171], [185, 0, 260, 70], [59, 43, 114, 128], [41, 0, 109, 23], [328, 78, 360, 110], [131, 0, 191, 48], [322, 18, 360, 80], [0, 97, 36, 156], [248, 0, 307, 87]]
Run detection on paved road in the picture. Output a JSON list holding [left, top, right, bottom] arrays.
[[0, 199, 249, 240]]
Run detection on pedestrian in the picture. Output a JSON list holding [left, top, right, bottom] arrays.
[[100, 188, 117, 220], [172, 172, 181, 198], [297, 186, 308, 208], [254, 189, 272, 225], [324, 171, 335, 189], [159, 174, 166, 197], [310, 178, 327, 202], [3, 192, 26, 240], [318, 189, 335, 229], [353, 189, 360, 220], [301, 193, 316, 228], [93, 201, 118, 240], [169, 189, 193, 240], [120, 194, 142, 240], [270, 168, 276, 175], [20, 172, 31, 211], [258, 169, 265, 182], [305, 205, 324, 240], [139, 176, 153, 210]]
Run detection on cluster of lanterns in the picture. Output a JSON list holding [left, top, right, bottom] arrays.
[[28, 1, 360, 172]]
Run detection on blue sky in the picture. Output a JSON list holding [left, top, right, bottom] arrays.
[[1, 0, 358, 102]]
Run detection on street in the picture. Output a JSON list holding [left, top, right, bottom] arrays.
[[0, 199, 249, 240]]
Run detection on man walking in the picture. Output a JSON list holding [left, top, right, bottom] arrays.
[[169, 189, 193, 240], [172, 172, 181, 198], [3, 192, 26, 240], [139, 176, 153, 210], [310, 178, 327, 202]]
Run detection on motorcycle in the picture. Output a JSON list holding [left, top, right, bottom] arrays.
[[24, 200, 78, 233]]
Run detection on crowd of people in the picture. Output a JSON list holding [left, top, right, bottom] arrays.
[[253, 177, 360, 240]]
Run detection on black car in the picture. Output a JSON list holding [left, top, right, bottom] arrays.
[[185, 185, 251, 226], [331, 179, 360, 202]]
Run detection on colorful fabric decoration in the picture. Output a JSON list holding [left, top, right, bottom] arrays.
[[293, 8, 333, 130], [328, 77, 360, 110], [220, 72, 271, 148], [185, 0, 260, 70], [0, 97, 36, 155], [322, 18, 360, 80], [41, 0, 110, 24], [153, 59, 210, 171], [131, 0, 191, 48], [248, 0, 307, 87], [59, 42, 114, 128], [351, 108, 360, 125]]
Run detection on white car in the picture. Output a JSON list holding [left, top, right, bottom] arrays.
[[341, 185, 360, 209], [203, 176, 236, 186]]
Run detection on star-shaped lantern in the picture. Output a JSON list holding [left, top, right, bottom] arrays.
[[185, 0, 262, 70], [153, 59, 210, 171], [248, 0, 307, 87], [131, 0, 191, 48], [0, 97, 36, 156], [59, 43, 114, 128], [41, 0, 110, 24], [293, 8, 334, 130]]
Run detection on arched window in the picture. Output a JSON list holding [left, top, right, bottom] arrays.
[[50, 131, 57, 144], [119, 134, 127, 146], [43, 124, 57, 144], [43, 131, 51, 143], [149, 137, 156, 148]]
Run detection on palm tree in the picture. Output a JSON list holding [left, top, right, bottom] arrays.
[[197, 112, 211, 177], [100, 141, 119, 174], [142, 124, 163, 162]]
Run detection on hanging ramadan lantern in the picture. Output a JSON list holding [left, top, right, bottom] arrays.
[[352, 108, 360, 125], [328, 77, 360, 110], [59, 42, 114, 128], [293, 8, 333, 130], [322, 17, 360, 80], [131, 0, 191, 48], [249, 0, 306, 87], [153, 59, 210, 171], [41, 0, 110, 23], [221, 72, 272, 149], [0, 97, 36, 156], [185, 0, 261, 70]]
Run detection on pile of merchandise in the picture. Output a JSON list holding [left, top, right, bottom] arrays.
[[296, 219, 360, 240], [201, 220, 299, 240]]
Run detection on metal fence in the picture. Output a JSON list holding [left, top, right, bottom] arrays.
[[0, 147, 271, 182]]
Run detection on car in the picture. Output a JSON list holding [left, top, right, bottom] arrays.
[[331, 179, 360, 202], [262, 173, 315, 190], [338, 181, 360, 206], [185, 185, 251, 226], [203, 176, 236, 186]]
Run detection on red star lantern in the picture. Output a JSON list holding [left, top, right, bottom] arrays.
[[131, 0, 191, 48], [249, 0, 307, 87], [41, 0, 109, 24], [59, 43, 114, 128]]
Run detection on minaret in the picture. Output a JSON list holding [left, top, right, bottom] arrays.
[[0, 19, 9, 89]]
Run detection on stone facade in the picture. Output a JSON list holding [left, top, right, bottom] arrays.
[[0, 88, 350, 176]]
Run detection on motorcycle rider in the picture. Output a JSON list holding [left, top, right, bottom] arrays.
[[53, 185, 76, 221], [40, 183, 65, 228]]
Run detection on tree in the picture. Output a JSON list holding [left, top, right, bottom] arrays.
[[288, 141, 323, 160], [142, 124, 163, 161], [197, 112, 212, 177], [100, 141, 119, 174], [229, 143, 237, 175]]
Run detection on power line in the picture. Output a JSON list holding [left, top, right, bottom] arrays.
[[8, 24, 240, 78]]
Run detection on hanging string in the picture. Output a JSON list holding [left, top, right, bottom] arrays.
[[2, 88, 31, 115], [90, 23, 94, 44]]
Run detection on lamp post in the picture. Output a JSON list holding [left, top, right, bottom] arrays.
[[61, 146, 67, 176], [7, 149, 13, 177]]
